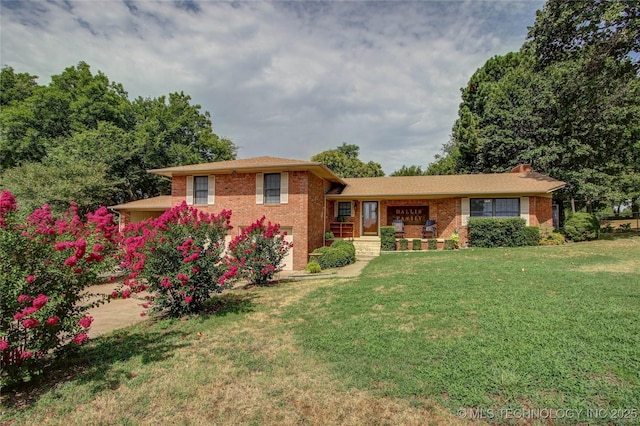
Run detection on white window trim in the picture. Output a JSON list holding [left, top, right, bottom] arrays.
[[208, 175, 215, 205], [520, 196, 530, 225], [187, 175, 215, 205], [186, 176, 194, 205], [256, 173, 264, 204], [461, 198, 470, 225], [256, 172, 288, 205]]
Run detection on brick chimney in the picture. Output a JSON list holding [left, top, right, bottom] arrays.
[[511, 164, 532, 173]]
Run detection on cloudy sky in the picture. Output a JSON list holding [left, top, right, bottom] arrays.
[[1, 0, 545, 174]]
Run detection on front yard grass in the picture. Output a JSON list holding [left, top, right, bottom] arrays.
[[285, 235, 640, 423], [2, 235, 639, 425]]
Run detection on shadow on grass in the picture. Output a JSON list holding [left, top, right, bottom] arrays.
[[1, 292, 258, 413], [202, 291, 257, 317], [599, 232, 640, 241], [1, 326, 190, 412]]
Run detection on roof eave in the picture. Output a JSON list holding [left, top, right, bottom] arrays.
[[327, 188, 566, 199], [149, 163, 345, 185]]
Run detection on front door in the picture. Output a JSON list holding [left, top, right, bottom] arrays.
[[362, 201, 378, 236]]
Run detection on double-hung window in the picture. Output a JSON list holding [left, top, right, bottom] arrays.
[[186, 175, 214, 205], [264, 173, 281, 204], [193, 176, 209, 205], [256, 172, 288, 205], [470, 198, 520, 218], [337, 201, 352, 217]]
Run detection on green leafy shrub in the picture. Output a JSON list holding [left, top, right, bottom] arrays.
[[1, 191, 118, 386], [312, 240, 355, 269], [324, 231, 335, 240], [443, 240, 456, 250], [540, 232, 566, 245], [524, 226, 540, 246], [305, 261, 322, 274], [450, 230, 460, 248], [563, 213, 600, 242], [427, 239, 438, 250], [399, 238, 409, 250], [380, 226, 396, 251], [468, 217, 528, 248], [412, 239, 422, 250]]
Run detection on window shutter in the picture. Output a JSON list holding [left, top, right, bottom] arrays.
[[186, 176, 194, 205], [256, 173, 264, 204], [520, 197, 530, 225], [208, 175, 215, 205], [461, 198, 470, 225], [280, 172, 289, 204]]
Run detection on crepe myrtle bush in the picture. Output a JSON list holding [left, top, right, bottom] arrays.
[[118, 202, 237, 317], [228, 216, 292, 286], [0, 190, 118, 386]]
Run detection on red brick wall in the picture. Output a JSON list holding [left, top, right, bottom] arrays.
[[307, 174, 326, 254], [530, 196, 554, 228], [170, 171, 316, 270], [172, 176, 187, 206]]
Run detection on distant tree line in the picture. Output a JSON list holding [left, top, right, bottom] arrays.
[[0, 62, 237, 214]]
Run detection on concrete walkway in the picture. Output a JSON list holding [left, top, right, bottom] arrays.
[[86, 257, 372, 338]]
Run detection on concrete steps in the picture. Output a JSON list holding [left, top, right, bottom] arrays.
[[352, 237, 381, 257]]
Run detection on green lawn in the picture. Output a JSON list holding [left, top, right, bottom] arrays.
[[285, 235, 640, 423], [2, 235, 639, 425]]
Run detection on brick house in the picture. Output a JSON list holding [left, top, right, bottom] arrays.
[[112, 156, 565, 270]]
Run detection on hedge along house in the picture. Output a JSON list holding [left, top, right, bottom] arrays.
[[112, 157, 565, 270]]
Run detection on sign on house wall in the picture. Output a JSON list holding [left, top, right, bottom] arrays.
[[387, 206, 428, 225]]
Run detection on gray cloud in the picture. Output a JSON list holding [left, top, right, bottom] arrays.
[[1, 0, 544, 174]]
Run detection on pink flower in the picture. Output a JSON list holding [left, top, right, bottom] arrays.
[[32, 294, 49, 309], [55, 241, 75, 251], [21, 350, 34, 359], [184, 296, 193, 304], [182, 253, 199, 263], [78, 316, 93, 329], [110, 291, 119, 299], [21, 306, 38, 316], [22, 318, 40, 329], [17, 294, 32, 303], [46, 316, 59, 326], [72, 333, 89, 344], [161, 276, 172, 289], [64, 256, 78, 267], [14, 312, 24, 321], [25, 275, 35, 283], [122, 288, 131, 299], [0, 339, 8, 351]]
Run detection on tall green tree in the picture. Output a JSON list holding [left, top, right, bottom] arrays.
[[0, 62, 237, 213], [436, 0, 639, 212], [311, 143, 384, 177]]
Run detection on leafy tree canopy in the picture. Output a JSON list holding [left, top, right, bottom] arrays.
[[311, 143, 384, 178], [391, 165, 426, 176], [431, 0, 640, 213], [0, 62, 237, 213]]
